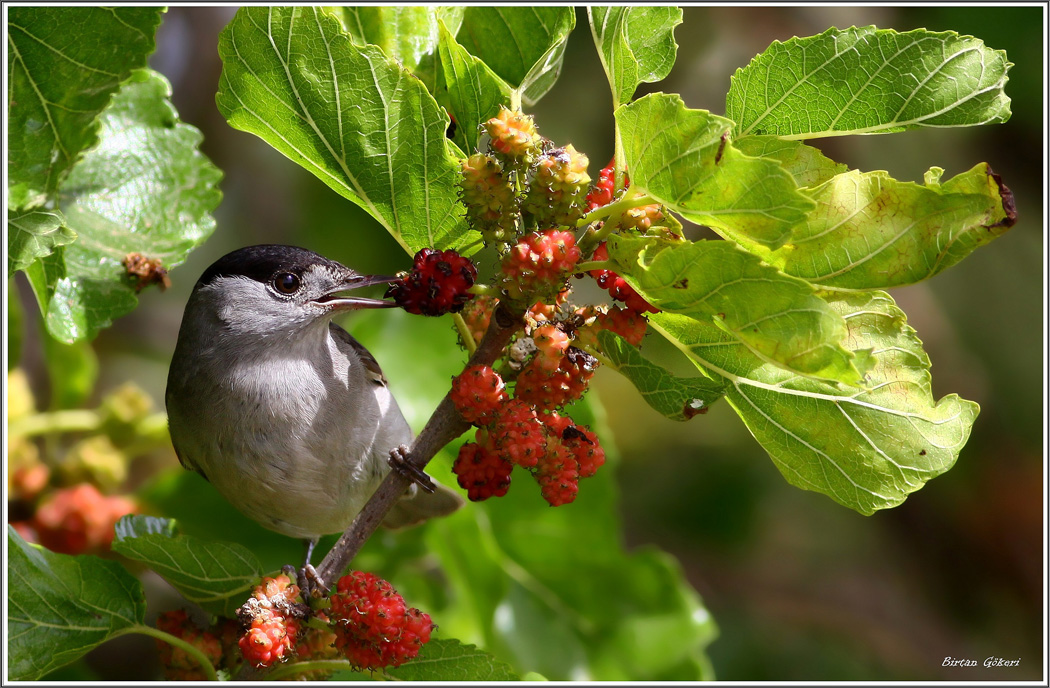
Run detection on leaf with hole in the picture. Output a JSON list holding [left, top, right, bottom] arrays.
[[322, 6, 465, 93]]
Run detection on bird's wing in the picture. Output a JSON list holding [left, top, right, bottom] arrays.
[[329, 323, 388, 386]]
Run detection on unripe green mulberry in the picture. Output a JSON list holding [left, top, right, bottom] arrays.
[[485, 107, 540, 159], [524, 145, 591, 227], [460, 153, 518, 244], [620, 203, 665, 232]]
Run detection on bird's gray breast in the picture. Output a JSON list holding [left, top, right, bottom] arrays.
[[168, 323, 400, 538]]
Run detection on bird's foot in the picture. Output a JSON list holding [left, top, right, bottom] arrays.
[[388, 444, 435, 493], [287, 563, 328, 599]]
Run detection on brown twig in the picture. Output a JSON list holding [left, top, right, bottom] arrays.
[[314, 301, 523, 586]]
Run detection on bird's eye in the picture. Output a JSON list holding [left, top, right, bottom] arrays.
[[273, 272, 301, 294]]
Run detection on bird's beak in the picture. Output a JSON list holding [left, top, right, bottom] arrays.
[[313, 274, 399, 311]]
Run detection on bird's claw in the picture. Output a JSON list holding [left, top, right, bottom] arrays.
[[388, 445, 436, 493], [286, 563, 328, 599]]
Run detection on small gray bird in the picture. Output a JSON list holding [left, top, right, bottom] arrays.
[[165, 245, 463, 567]]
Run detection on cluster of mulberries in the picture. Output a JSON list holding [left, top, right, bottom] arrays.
[[236, 574, 306, 668], [328, 571, 435, 671], [450, 343, 605, 506], [389, 108, 684, 513], [500, 228, 581, 302]]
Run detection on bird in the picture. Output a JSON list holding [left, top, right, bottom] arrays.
[[165, 245, 463, 578]]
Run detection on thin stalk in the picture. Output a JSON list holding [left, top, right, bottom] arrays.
[[118, 624, 219, 682], [575, 191, 655, 230], [452, 313, 477, 356], [575, 260, 613, 274], [9, 410, 101, 437]]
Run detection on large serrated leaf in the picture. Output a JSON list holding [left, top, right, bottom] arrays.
[[28, 69, 221, 343], [436, 22, 512, 154], [589, 6, 682, 108], [217, 6, 472, 255], [112, 515, 263, 618], [606, 234, 870, 387], [7, 208, 76, 276], [650, 290, 979, 515], [596, 330, 725, 421], [727, 26, 1012, 139], [8, 526, 146, 681], [456, 7, 575, 107], [7, 7, 163, 203], [614, 93, 814, 250], [756, 163, 1016, 289]]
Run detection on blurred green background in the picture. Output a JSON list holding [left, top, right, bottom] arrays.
[[13, 5, 1044, 682]]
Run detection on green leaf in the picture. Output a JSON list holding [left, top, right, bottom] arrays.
[[456, 7, 575, 106], [322, 6, 465, 92], [26, 248, 138, 345], [757, 163, 1017, 289], [595, 330, 725, 421], [606, 234, 871, 387], [650, 290, 979, 515], [6, 7, 164, 202], [733, 135, 848, 188], [382, 639, 520, 681], [614, 93, 814, 250], [727, 26, 1012, 139], [8, 525, 146, 681], [29, 69, 221, 343], [588, 6, 682, 108], [436, 22, 513, 154], [217, 6, 471, 256], [323, 6, 463, 74], [112, 515, 263, 618], [7, 208, 76, 276]]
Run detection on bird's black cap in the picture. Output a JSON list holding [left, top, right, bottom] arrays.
[[195, 245, 349, 289]]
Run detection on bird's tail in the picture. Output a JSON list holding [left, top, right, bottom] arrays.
[[382, 477, 465, 530]]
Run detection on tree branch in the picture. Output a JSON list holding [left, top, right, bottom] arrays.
[[314, 302, 523, 586]]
